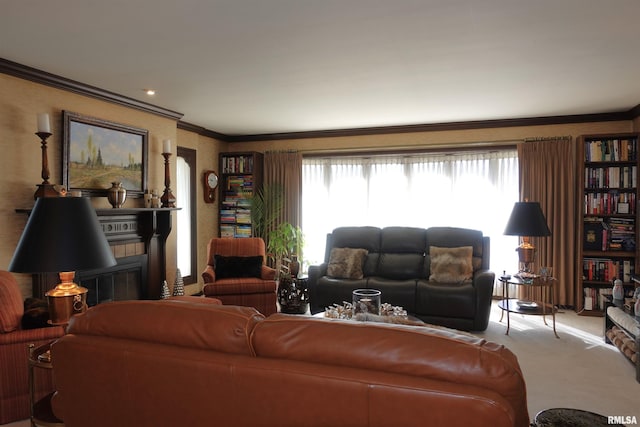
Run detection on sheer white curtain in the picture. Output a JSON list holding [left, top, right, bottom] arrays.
[[176, 156, 191, 277], [302, 149, 520, 279]]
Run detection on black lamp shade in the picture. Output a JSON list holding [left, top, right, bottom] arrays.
[[9, 197, 116, 273], [504, 201, 551, 237]]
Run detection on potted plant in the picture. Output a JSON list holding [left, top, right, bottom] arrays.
[[267, 222, 304, 280]]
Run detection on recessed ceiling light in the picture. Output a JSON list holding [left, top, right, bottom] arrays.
[[144, 89, 156, 96]]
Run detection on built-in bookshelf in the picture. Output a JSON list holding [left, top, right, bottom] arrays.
[[218, 152, 263, 238], [578, 133, 640, 315]]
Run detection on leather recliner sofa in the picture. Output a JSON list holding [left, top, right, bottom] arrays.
[[50, 299, 529, 427], [308, 226, 495, 331]]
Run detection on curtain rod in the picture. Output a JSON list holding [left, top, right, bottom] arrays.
[[300, 138, 521, 156], [523, 136, 572, 142]]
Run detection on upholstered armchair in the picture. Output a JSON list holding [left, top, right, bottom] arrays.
[[0, 270, 65, 424], [202, 237, 277, 316]]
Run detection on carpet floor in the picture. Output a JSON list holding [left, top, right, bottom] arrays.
[[478, 300, 638, 423]]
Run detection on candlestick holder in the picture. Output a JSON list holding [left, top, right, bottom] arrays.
[[33, 131, 58, 199], [161, 152, 176, 208]]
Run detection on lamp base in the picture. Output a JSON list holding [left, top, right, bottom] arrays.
[[45, 271, 88, 325]]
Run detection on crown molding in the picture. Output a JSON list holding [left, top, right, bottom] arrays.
[[3, 58, 638, 142], [1, 58, 183, 121]]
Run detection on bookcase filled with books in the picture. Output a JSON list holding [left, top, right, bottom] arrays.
[[578, 133, 640, 316], [218, 152, 263, 238]]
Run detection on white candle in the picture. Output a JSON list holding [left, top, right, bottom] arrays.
[[162, 139, 171, 153], [37, 113, 50, 133]]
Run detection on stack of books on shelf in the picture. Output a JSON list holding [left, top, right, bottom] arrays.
[[584, 138, 637, 162], [221, 156, 254, 174], [236, 209, 251, 224], [235, 225, 252, 238], [226, 175, 254, 192], [584, 217, 636, 252], [220, 225, 235, 238], [608, 218, 636, 252]]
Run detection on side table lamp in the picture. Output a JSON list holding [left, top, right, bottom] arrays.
[[504, 201, 551, 277], [9, 196, 116, 325]]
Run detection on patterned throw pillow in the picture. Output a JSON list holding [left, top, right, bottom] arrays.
[[429, 246, 473, 283], [327, 247, 369, 280]]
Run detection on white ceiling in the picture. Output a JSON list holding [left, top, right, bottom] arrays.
[[2, 0, 640, 136]]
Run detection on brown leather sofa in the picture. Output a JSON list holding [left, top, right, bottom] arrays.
[[51, 299, 529, 427], [308, 226, 495, 331]]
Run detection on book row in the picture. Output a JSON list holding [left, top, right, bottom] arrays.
[[582, 286, 636, 312], [221, 156, 255, 174], [220, 208, 252, 224], [584, 138, 638, 162], [582, 287, 612, 312], [225, 175, 254, 191], [584, 191, 636, 215], [582, 257, 635, 283], [584, 165, 637, 189], [220, 224, 252, 238]]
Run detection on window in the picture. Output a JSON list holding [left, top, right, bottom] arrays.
[[301, 149, 519, 274], [176, 147, 197, 284]]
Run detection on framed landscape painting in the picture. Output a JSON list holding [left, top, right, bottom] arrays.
[[62, 111, 148, 198]]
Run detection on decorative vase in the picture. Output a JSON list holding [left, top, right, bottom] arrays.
[[107, 182, 127, 208], [612, 279, 624, 300], [352, 289, 381, 316], [278, 276, 309, 314], [290, 255, 300, 278]]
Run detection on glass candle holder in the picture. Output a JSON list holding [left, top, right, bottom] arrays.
[[352, 289, 381, 315]]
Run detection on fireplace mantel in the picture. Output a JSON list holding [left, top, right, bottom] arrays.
[[18, 207, 178, 303]]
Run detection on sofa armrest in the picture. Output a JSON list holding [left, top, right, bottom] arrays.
[[261, 265, 277, 281], [202, 265, 215, 283], [472, 269, 496, 331], [307, 263, 328, 313]]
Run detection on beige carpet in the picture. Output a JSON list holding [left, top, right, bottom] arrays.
[[478, 300, 638, 423]]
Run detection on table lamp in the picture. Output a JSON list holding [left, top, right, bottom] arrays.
[[504, 201, 551, 276], [9, 196, 116, 324]]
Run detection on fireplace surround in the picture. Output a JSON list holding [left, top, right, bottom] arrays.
[[19, 207, 178, 305]]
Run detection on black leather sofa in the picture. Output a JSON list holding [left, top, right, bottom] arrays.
[[307, 226, 495, 331]]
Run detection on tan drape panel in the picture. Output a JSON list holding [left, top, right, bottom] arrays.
[[517, 138, 576, 307], [263, 150, 303, 232]]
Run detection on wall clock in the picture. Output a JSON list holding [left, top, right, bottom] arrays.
[[203, 170, 218, 203]]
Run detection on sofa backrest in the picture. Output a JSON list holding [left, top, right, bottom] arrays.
[[325, 226, 488, 279], [205, 237, 267, 267], [253, 313, 528, 427], [377, 227, 428, 279], [64, 300, 264, 356]]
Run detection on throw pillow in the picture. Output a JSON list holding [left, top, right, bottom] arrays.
[[214, 255, 263, 280], [327, 247, 368, 280], [429, 246, 473, 284], [22, 298, 50, 329]]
